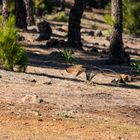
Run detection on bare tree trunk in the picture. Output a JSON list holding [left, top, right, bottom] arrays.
[[15, 0, 27, 29], [24, 0, 35, 26], [2, 0, 9, 27], [109, 0, 125, 64], [60, 0, 65, 11], [68, 0, 86, 49]]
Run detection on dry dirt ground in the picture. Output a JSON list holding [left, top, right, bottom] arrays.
[[0, 7, 140, 140]]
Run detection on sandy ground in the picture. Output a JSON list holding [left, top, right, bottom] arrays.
[[0, 63, 140, 140], [0, 5, 140, 140]]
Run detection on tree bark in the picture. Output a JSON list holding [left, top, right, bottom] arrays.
[[2, 0, 9, 27], [15, 0, 27, 29], [68, 0, 86, 49], [24, 0, 35, 26], [109, 0, 124, 64], [60, 0, 65, 11]]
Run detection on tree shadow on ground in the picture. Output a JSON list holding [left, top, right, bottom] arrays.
[[27, 44, 134, 73], [27, 71, 84, 83], [94, 82, 140, 90], [25, 37, 140, 77]]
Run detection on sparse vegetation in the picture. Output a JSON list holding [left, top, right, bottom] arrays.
[[0, 16, 28, 72], [59, 48, 74, 63], [104, 14, 115, 26], [48, 11, 68, 22], [34, 0, 52, 13], [57, 111, 73, 118]]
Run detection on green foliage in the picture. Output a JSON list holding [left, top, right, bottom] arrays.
[[48, 12, 68, 22], [104, 14, 115, 26], [34, 0, 45, 9], [104, 29, 112, 40], [34, 0, 54, 13], [9, 0, 15, 13], [131, 60, 140, 74], [54, 12, 68, 22], [0, 16, 28, 72], [59, 49, 74, 63], [104, 0, 140, 36], [123, 0, 140, 36]]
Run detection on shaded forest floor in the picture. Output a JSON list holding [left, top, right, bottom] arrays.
[[0, 6, 140, 140]]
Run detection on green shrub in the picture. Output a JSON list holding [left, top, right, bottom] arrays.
[[104, 0, 140, 36], [0, 16, 28, 72], [123, 0, 140, 36], [59, 48, 74, 63], [9, 0, 15, 13], [104, 14, 115, 27], [34, 0, 54, 14], [54, 12, 68, 22]]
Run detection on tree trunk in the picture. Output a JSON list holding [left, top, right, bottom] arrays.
[[68, 0, 86, 49], [60, 0, 65, 11], [109, 0, 124, 64], [15, 0, 27, 29], [2, 0, 9, 27], [24, 0, 35, 26]]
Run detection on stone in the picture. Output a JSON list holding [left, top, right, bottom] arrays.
[[36, 33, 51, 41], [36, 19, 52, 34], [36, 19, 52, 41], [46, 39, 59, 47], [21, 94, 44, 104], [17, 34, 25, 41], [101, 49, 109, 54], [90, 48, 99, 53], [88, 31, 95, 36], [46, 39, 67, 48], [27, 25, 38, 33], [13, 65, 21, 72], [95, 29, 102, 37]]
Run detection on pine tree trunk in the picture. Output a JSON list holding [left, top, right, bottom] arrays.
[[109, 0, 124, 64], [24, 0, 35, 26], [2, 0, 9, 27], [68, 0, 86, 49], [15, 0, 27, 29], [60, 0, 65, 11]]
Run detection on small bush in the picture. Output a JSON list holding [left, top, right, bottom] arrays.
[[59, 48, 74, 63], [0, 16, 28, 72], [34, 0, 55, 14], [104, 14, 115, 26]]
